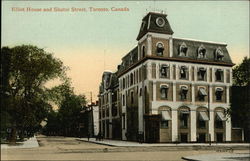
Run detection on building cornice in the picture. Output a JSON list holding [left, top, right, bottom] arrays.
[[117, 56, 235, 78]]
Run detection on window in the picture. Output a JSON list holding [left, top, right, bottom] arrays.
[[131, 91, 134, 104], [179, 42, 188, 56], [142, 46, 146, 58], [160, 64, 168, 78], [180, 66, 188, 79], [122, 113, 125, 129], [215, 69, 223, 81], [180, 111, 189, 128], [198, 45, 206, 58], [161, 121, 169, 128], [156, 42, 164, 56], [198, 67, 206, 80], [215, 111, 225, 128], [122, 94, 125, 105], [198, 87, 207, 101], [197, 111, 209, 128], [161, 110, 171, 128], [215, 88, 223, 101], [130, 73, 134, 86], [160, 85, 169, 99], [139, 88, 142, 96], [123, 78, 125, 89], [180, 86, 188, 100], [215, 48, 224, 61]]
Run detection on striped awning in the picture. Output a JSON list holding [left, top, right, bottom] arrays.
[[199, 111, 209, 121], [161, 111, 171, 121], [216, 111, 226, 121], [199, 88, 207, 96]]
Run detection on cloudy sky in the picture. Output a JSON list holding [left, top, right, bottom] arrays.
[[2, 1, 249, 101]]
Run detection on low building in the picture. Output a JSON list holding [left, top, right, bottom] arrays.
[[98, 12, 234, 143]]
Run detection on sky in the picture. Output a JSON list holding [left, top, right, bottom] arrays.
[[2, 1, 249, 102]]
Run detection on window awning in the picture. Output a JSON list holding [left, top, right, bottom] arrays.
[[216, 88, 224, 92], [161, 84, 169, 89], [161, 64, 169, 68], [180, 110, 189, 114], [181, 86, 188, 91], [216, 111, 226, 121], [217, 50, 224, 57], [199, 111, 209, 121], [199, 88, 207, 96], [161, 111, 171, 121], [199, 67, 206, 71], [216, 69, 223, 72]]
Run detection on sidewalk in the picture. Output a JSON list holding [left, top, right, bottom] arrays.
[[78, 138, 250, 148], [182, 153, 250, 161], [1, 136, 39, 149]]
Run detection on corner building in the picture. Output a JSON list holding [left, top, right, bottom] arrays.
[[98, 12, 234, 143]]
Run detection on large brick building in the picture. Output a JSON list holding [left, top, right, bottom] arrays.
[[98, 12, 234, 143]]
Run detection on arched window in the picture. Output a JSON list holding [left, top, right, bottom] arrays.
[[179, 42, 188, 56], [156, 42, 164, 56], [198, 45, 206, 58]]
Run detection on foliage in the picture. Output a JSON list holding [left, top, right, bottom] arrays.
[[231, 57, 250, 142], [43, 83, 87, 137], [233, 57, 250, 86], [1, 45, 67, 142]]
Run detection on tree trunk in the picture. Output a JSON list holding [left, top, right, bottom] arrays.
[[9, 127, 17, 144]]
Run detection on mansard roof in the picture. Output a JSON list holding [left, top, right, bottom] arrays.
[[172, 38, 233, 65], [136, 12, 174, 41], [118, 46, 138, 73]]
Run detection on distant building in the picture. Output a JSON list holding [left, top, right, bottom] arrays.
[[79, 102, 99, 137], [98, 12, 234, 143]]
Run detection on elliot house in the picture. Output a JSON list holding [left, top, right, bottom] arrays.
[[98, 12, 234, 143]]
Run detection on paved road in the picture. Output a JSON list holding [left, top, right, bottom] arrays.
[[1, 135, 248, 161]]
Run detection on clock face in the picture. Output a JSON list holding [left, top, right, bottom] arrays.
[[156, 17, 165, 27]]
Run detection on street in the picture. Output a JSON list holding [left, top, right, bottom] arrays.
[[1, 135, 248, 161]]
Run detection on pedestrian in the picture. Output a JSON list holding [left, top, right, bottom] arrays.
[[87, 132, 90, 141]]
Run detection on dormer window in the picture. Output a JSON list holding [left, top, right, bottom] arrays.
[[215, 69, 223, 82], [160, 64, 169, 78], [215, 88, 223, 101], [179, 42, 188, 56], [215, 48, 224, 61], [180, 66, 188, 79], [198, 45, 206, 59], [156, 42, 164, 56], [198, 67, 206, 80], [160, 84, 169, 99], [180, 86, 188, 100], [198, 87, 207, 101]]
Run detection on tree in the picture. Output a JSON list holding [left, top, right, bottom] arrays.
[[1, 45, 67, 142], [233, 57, 250, 86], [231, 57, 250, 142], [58, 94, 86, 136], [42, 82, 87, 137]]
